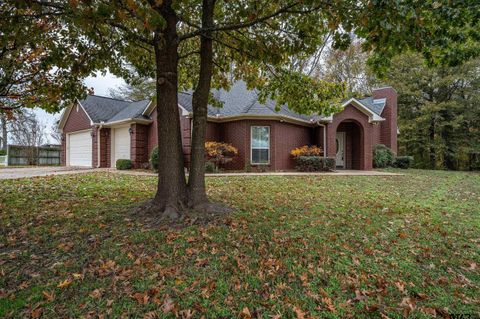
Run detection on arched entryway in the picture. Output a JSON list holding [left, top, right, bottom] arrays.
[[335, 120, 364, 169]]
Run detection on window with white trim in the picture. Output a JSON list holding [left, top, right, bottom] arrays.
[[251, 126, 270, 164]]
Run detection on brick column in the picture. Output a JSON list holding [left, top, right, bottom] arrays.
[[374, 87, 398, 154], [92, 127, 98, 168], [99, 128, 111, 167], [130, 124, 149, 168], [326, 123, 337, 159], [61, 133, 66, 166]]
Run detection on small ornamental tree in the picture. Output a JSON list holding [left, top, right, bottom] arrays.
[[291, 145, 323, 158], [205, 142, 238, 171]]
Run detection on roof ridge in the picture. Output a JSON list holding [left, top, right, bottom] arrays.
[[242, 94, 260, 113], [88, 94, 132, 102]]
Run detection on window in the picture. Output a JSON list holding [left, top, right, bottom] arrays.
[[251, 126, 270, 164]]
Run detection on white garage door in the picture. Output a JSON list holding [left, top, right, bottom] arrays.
[[113, 127, 131, 165], [68, 131, 92, 167]]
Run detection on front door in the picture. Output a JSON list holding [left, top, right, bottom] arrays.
[[336, 132, 345, 168]]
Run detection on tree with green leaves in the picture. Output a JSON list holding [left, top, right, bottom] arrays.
[[384, 53, 480, 170], [0, 2, 114, 112], [2, 0, 479, 218]]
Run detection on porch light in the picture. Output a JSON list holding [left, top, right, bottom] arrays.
[[129, 127, 133, 135]]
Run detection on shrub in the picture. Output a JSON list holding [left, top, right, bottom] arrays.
[[116, 159, 133, 170], [295, 156, 335, 172], [150, 146, 159, 171], [205, 141, 238, 170], [291, 145, 323, 158], [373, 144, 395, 168], [205, 160, 217, 173], [393, 156, 414, 169], [258, 164, 268, 172], [0, 150, 6, 156]]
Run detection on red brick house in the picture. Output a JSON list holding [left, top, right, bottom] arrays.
[[59, 81, 397, 170]]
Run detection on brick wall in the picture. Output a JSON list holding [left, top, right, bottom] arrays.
[[93, 127, 111, 168], [374, 87, 398, 154], [99, 128, 111, 167], [273, 121, 312, 170], [130, 124, 149, 168], [206, 122, 220, 141], [92, 127, 98, 167], [203, 119, 313, 171], [219, 121, 249, 170], [147, 108, 193, 168], [60, 133, 66, 166]]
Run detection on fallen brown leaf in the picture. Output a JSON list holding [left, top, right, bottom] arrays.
[[239, 307, 251, 319], [31, 307, 43, 318], [57, 279, 72, 289]]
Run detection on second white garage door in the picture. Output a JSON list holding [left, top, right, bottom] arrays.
[[113, 126, 131, 165], [68, 131, 92, 167]]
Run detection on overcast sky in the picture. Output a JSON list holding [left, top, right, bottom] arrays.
[[35, 71, 125, 143]]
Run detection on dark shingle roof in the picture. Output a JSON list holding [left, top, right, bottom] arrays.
[[178, 81, 322, 123], [178, 81, 386, 122], [78, 95, 150, 123], [358, 97, 386, 116], [80, 81, 384, 125]]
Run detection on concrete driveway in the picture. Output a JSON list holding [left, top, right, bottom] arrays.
[[0, 166, 96, 180]]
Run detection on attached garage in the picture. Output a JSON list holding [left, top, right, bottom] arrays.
[[67, 131, 92, 167], [112, 126, 131, 165]]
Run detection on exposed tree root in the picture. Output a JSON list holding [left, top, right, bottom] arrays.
[[132, 199, 232, 229]]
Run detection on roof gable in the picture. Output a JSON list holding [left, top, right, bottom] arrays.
[[341, 98, 385, 123], [61, 95, 151, 126], [58, 101, 93, 132]]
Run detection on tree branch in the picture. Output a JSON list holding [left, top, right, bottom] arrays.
[[179, 2, 300, 41]]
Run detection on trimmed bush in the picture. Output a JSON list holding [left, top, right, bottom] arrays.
[[0, 150, 6, 156], [205, 160, 217, 173], [116, 159, 133, 170], [295, 156, 335, 172], [373, 144, 395, 168], [393, 156, 414, 169], [150, 146, 159, 171]]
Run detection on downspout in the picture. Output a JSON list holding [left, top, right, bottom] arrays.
[[316, 122, 327, 158], [323, 124, 327, 158], [96, 124, 103, 168]]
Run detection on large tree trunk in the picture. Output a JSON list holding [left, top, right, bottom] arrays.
[[188, 0, 216, 208], [149, 3, 188, 218]]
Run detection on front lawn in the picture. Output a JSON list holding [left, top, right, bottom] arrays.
[[0, 170, 479, 318]]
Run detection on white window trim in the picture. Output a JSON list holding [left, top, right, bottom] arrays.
[[250, 126, 270, 165]]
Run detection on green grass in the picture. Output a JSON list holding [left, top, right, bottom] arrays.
[[0, 170, 479, 318]]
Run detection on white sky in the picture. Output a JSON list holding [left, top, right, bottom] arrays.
[[34, 71, 125, 143]]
